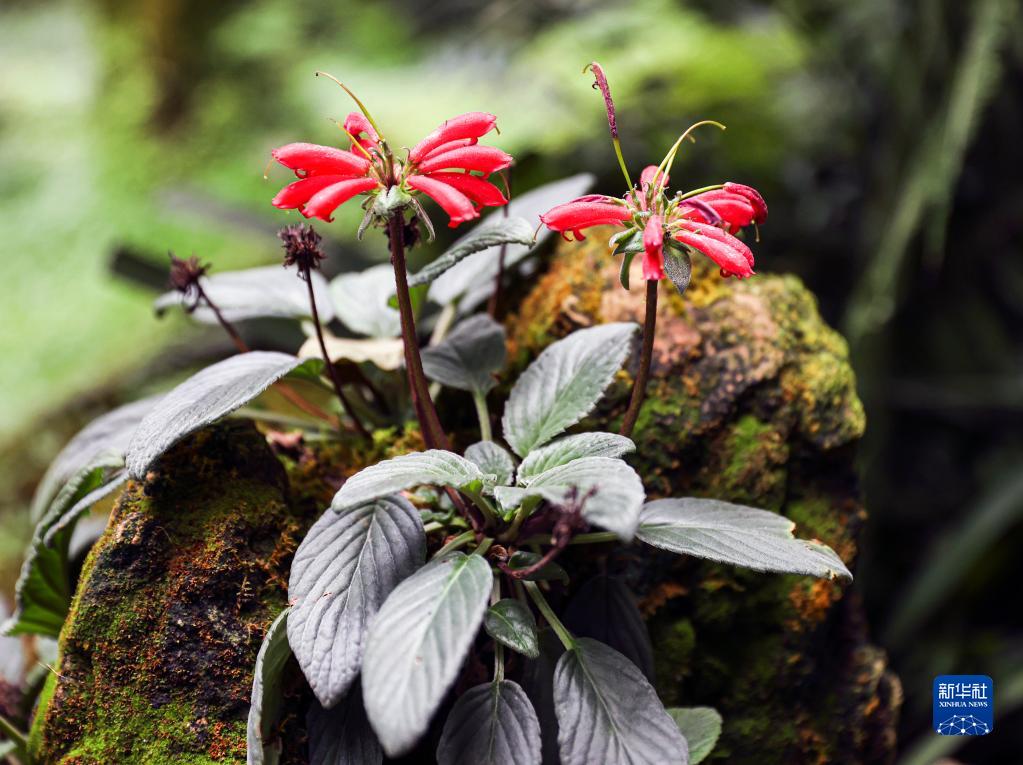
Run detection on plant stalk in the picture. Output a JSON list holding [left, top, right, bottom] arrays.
[[473, 391, 493, 442], [619, 278, 658, 437], [524, 581, 574, 650]]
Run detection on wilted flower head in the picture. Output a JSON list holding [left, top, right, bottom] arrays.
[[278, 223, 326, 277], [167, 254, 209, 309]]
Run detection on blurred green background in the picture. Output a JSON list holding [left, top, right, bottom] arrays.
[[1, 0, 1021, 760]]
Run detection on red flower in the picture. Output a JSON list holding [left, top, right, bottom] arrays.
[[540, 197, 631, 239], [271, 111, 510, 227], [673, 220, 754, 278], [681, 182, 768, 232], [642, 214, 665, 280]]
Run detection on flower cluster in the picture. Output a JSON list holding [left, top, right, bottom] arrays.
[[541, 169, 766, 281], [271, 111, 511, 228]]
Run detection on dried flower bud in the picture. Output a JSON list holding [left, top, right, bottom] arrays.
[[167, 254, 209, 310], [278, 223, 326, 277]]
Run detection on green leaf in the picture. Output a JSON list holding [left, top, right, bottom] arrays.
[[288, 497, 426, 708], [331, 450, 485, 513], [408, 217, 535, 289], [485, 599, 540, 659], [154, 266, 335, 324], [506, 552, 569, 584], [564, 576, 653, 681], [636, 498, 853, 579], [494, 457, 646, 542], [554, 638, 688, 765], [517, 433, 635, 485], [307, 687, 383, 765], [502, 323, 637, 457], [464, 441, 516, 487], [125, 352, 320, 479], [246, 608, 292, 765], [329, 264, 400, 338], [362, 553, 492, 757], [421, 314, 507, 394], [437, 680, 542, 765], [666, 707, 722, 764]]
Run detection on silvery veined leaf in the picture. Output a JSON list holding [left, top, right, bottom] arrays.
[[421, 314, 506, 394], [307, 686, 383, 765], [666, 708, 722, 764], [564, 575, 653, 681], [329, 264, 401, 338], [125, 352, 321, 479], [521, 629, 566, 765], [554, 638, 687, 765], [408, 217, 535, 289], [484, 599, 540, 659], [247, 609, 292, 765], [437, 680, 542, 765], [155, 266, 335, 324], [361, 553, 492, 757], [517, 433, 635, 485], [494, 457, 645, 542], [662, 247, 693, 297], [502, 323, 637, 457], [464, 441, 516, 488], [636, 498, 853, 579], [288, 496, 426, 708], [331, 450, 485, 513], [429, 174, 596, 310]]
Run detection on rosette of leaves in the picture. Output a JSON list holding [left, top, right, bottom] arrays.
[[258, 318, 852, 764]]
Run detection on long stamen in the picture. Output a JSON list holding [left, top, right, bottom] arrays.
[[329, 119, 375, 162], [650, 120, 727, 193], [585, 62, 633, 190], [315, 71, 385, 140]]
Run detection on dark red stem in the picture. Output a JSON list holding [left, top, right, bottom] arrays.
[[619, 278, 658, 438]]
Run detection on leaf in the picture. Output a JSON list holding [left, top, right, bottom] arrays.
[[666, 708, 722, 765], [662, 248, 693, 297], [329, 264, 400, 338], [564, 576, 654, 681], [298, 334, 405, 371], [362, 553, 492, 757], [288, 497, 426, 708], [485, 599, 540, 659], [429, 174, 596, 310], [437, 680, 542, 765], [43, 469, 127, 546], [517, 433, 635, 485], [247, 609, 292, 765], [636, 498, 853, 580], [521, 630, 566, 765], [502, 323, 637, 457], [31, 395, 158, 523], [409, 217, 535, 289], [464, 441, 516, 487], [307, 687, 383, 765], [421, 314, 507, 394], [331, 450, 485, 513], [125, 352, 320, 479], [554, 638, 688, 765], [494, 458, 645, 542], [155, 266, 335, 324], [506, 552, 569, 584]]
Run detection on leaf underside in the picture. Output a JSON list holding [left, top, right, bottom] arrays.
[[247, 609, 292, 765], [667, 707, 722, 765], [307, 686, 383, 765]]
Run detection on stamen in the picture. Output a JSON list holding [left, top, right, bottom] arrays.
[[650, 120, 727, 192], [315, 71, 384, 140], [329, 118, 375, 162], [262, 157, 275, 180]]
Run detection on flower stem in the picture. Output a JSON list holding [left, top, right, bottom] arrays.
[[303, 266, 371, 440], [473, 390, 493, 442], [524, 581, 575, 651], [387, 210, 449, 450], [619, 278, 658, 438], [433, 529, 476, 559]]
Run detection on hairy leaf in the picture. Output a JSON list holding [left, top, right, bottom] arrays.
[[155, 266, 335, 324], [329, 264, 400, 338], [564, 576, 653, 681], [517, 433, 635, 485], [494, 457, 645, 542], [421, 314, 507, 394], [307, 687, 383, 765], [464, 441, 516, 487], [662, 248, 693, 297], [506, 552, 569, 584], [502, 323, 637, 457], [636, 498, 853, 579], [362, 553, 492, 757], [247, 609, 292, 765], [554, 638, 687, 765], [331, 450, 485, 512], [409, 217, 535, 288], [437, 680, 542, 765], [125, 352, 320, 479], [521, 630, 566, 765], [289, 497, 426, 708], [485, 599, 539, 659], [666, 708, 722, 764]]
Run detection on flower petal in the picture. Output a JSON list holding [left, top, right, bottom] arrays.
[[640, 164, 668, 190], [642, 215, 666, 280], [406, 174, 479, 227], [681, 191, 755, 231], [272, 175, 360, 210], [540, 198, 631, 233], [343, 112, 379, 150], [272, 142, 371, 177], [674, 220, 754, 278], [302, 177, 380, 222], [425, 172, 507, 208], [723, 182, 768, 224], [415, 145, 512, 176], [409, 112, 498, 163]]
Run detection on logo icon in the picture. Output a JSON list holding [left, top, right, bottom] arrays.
[[933, 675, 993, 735]]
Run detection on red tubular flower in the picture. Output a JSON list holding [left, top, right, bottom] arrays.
[[642, 215, 666, 280], [640, 164, 668, 193], [343, 112, 379, 151], [415, 145, 513, 177], [271, 143, 371, 178], [539, 198, 631, 239], [682, 182, 768, 232], [674, 220, 754, 278], [424, 172, 508, 208], [409, 112, 498, 163], [405, 175, 479, 228], [302, 178, 381, 222]]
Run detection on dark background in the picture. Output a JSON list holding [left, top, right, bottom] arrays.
[[1, 1, 1021, 762]]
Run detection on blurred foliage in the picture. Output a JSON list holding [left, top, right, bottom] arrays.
[[1, 0, 1022, 758]]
